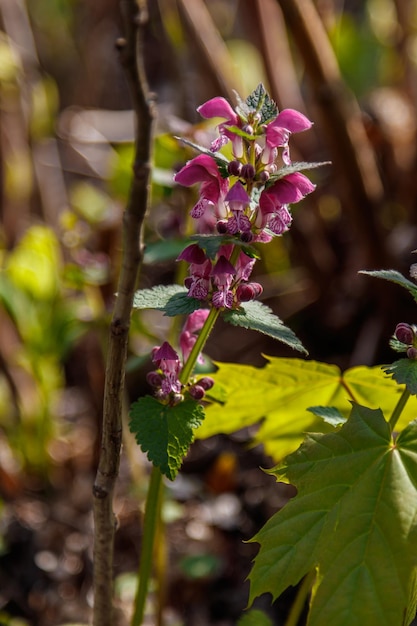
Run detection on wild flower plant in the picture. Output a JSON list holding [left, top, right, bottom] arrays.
[[128, 84, 417, 626]]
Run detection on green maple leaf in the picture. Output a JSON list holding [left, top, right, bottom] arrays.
[[196, 357, 417, 460], [249, 404, 417, 625], [129, 396, 205, 480]]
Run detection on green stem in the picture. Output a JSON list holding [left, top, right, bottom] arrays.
[[389, 387, 411, 431], [179, 306, 220, 384], [131, 466, 163, 626], [285, 570, 315, 626]]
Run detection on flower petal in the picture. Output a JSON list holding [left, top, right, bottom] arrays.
[[197, 97, 238, 123], [275, 109, 313, 133], [174, 154, 220, 186]]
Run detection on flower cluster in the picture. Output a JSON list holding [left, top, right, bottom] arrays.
[[173, 86, 316, 311], [174, 92, 315, 242], [147, 86, 317, 404], [146, 311, 214, 404]]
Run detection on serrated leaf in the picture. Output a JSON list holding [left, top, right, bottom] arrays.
[[307, 405, 346, 426], [237, 608, 273, 626], [245, 83, 278, 125], [195, 357, 417, 460], [360, 269, 417, 302], [132, 285, 203, 316], [383, 358, 417, 395], [174, 137, 230, 178], [268, 161, 331, 184], [222, 301, 307, 354], [249, 405, 417, 625], [129, 396, 205, 480]]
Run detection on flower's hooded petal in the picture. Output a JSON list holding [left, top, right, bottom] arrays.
[[197, 97, 238, 124], [275, 109, 313, 133], [174, 154, 220, 187], [226, 181, 251, 210], [267, 172, 316, 205]]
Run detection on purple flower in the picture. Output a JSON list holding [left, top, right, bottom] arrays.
[[152, 342, 182, 395], [265, 109, 313, 164], [184, 259, 212, 300], [259, 172, 315, 219], [174, 154, 229, 223], [177, 243, 207, 265], [211, 255, 236, 309], [197, 96, 243, 156]]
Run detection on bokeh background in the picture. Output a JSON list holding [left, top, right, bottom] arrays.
[[1, 1, 417, 624]]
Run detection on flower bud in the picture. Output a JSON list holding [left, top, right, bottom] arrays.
[[407, 347, 417, 360], [241, 163, 255, 180], [188, 384, 206, 400], [198, 377, 215, 391], [236, 282, 263, 302], [227, 160, 242, 177], [257, 170, 270, 183], [395, 323, 415, 345], [216, 220, 229, 234]]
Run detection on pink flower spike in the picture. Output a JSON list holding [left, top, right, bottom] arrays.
[[197, 97, 238, 125], [226, 181, 251, 211]]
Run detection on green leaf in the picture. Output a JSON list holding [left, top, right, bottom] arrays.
[[195, 358, 417, 460], [132, 285, 203, 316], [360, 269, 417, 302], [245, 83, 278, 125], [267, 161, 331, 184], [307, 405, 346, 426], [383, 358, 417, 395], [223, 301, 307, 354], [249, 404, 417, 625], [189, 234, 260, 261], [129, 396, 205, 480], [144, 239, 192, 264], [237, 608, 273, 626]]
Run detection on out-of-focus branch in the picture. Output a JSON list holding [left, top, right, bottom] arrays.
[[92, 1, 156, 624], [176, 0, 244, 102], [277, 0, 389, 267]]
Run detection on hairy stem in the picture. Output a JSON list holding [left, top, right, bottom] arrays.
[[92, 1, 155, 624]]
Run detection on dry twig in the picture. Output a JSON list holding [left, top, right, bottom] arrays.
[[92, 1, 156, 624]]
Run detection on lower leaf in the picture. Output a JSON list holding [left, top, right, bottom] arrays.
[[129, 395, 205, 480]]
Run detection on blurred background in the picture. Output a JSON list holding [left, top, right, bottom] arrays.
[[0, 0, 417, 624]]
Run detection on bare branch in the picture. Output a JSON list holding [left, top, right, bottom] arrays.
[[92, 1, 156, 624]]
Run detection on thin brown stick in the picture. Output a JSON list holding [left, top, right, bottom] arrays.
[[277, 0, 389, 267], [92, 1, 156, 624]]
